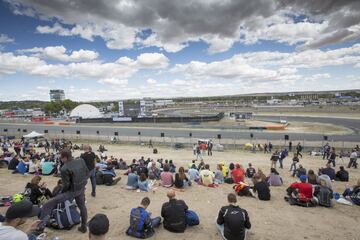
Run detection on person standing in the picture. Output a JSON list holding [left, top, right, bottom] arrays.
[[81, 145, 97, 197], [348, 149, 358, 169], [268, 142, 273, 153], [327, 147, 337, 167], [288, 141, 292, 152], [216, 193, 251, 240], [40, 149, 89, 233], [263, 143, 268, 153], [296, 143, 303, 158], [207, 141, 213, 156]]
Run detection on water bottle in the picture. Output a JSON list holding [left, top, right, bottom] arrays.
[[51, 237, 62, 240]]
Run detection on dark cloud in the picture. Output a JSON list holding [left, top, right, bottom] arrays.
[[4, 0, 360, 51]]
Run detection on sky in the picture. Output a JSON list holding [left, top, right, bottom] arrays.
[[0, 0, 360, 102]]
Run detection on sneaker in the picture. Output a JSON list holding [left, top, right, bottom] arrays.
[[78, 225, 87, 233]]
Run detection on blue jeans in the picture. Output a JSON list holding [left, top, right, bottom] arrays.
[[28, 234, 37, 240], [151, 217, 161, 228], [216, 223, 226, 240], [90, 169, 96, 194]]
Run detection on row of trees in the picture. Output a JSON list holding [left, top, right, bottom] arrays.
[[43, 99, 79, 115]]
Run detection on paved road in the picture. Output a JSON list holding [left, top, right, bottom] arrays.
[[254, 115, 360, 134], [1, 117, 360, 142]]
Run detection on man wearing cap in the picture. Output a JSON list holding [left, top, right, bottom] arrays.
[[285, 175, 314, 206], [0, 199, 41, 240], [40, 149, 89, 233], [88, 213, 109, 240]]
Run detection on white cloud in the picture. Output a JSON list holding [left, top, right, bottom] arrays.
[[0, 34, 14, 44], [146, 78, 157, 84], [98, 78, 128, 86], [18, 45, 99, 62], [136, 53, 169, 69]]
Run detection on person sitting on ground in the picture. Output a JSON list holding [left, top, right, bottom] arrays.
[[216, 193, 251, 240], [319, 163, 336, 180], [246, 163, 256, 178], [52, 179, 63, 197], [252, 177, 271, 201], [214, 164, 225, 184], [161, 165, 174, 188], [314, 179, 333, 207], [197, 160, 205, 171], [126, 171, 139, 190], [174, 167, 191, 188], [335, 166, 349, 182], [24, 176, 52, 205], [138, 173, 152, 192], [343, 179, 360, 206], [285, 175, 314, 207], [28, 158, 40, 174], [126, 197, 161, 238], [118, 158, 128, 170], [307, 170, 318, 185], [169, 160, 176, 173], [148, 162, 161, 180], [251, 168, 267, 185], [224, 163, 235, 184], [233, 181, 254, 197], [200, 164, 215, 186], [100, 164, 121, 186], [88, 213, 109, 240], [220, 162, 228, 178], [293, 164, 307, 178], [188, 165, 200, 183], [0, 199, 41, 240], [161, 190, 199, 233], [231, 164, 245, 184], [267, 168, 283, 186], [317, 174, 333, 190], [8, 155, 20, 171], [188, 160, 196, 170]]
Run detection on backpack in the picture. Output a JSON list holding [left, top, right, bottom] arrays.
[[316, 186, 332, 207], [49, 200, 81, 230], [185, 210, 199, 226]]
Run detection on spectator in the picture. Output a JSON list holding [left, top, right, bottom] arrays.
[[293, 164, 306, 178], [285, 175, 314, 207], [160, 165, 173, 188], [327, 147, 337, 167], [81, 144, 97, 197], [40, 149, 89, 233], [348, 150, 358, 169], [335, 166, 349, 182], [214, 164, 225, 184], [161, 190, 199, 233], [24, 176, 52, 205], [314, 179, 333, 208], [270, 151, 279, 169], [216, 193, 251, 240], [0, 199, 41, 240], [253, 177, 271, 201], [307, 170, 318, 185], [231, 164, 245, 184], [267, 168, 283, 186], [88, 213, 109, 240], [126, 172, 139, 190], [319, 163, 336, 180], [126, 197, 161, 238], [200, 164, 215, 186], [246, 163, 256, 178], [188, 165, 200, 183]]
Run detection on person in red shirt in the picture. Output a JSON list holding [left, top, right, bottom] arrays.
[[285, 175, 315, 207], [231, 164, 245, 183]]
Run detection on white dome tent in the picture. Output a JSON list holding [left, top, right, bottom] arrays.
[[70, 104, 103, 119]]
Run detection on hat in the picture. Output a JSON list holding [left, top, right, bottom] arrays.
[[299, 175, 307, 182], [235, 163, 240, 168], [5, 199, 40, 220], [88, 214, 109, 236]]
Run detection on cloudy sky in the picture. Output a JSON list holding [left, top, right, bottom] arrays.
[[0, 0, 360, 101]]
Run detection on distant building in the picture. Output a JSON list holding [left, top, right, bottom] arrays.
[[50, 89, 65, 101]]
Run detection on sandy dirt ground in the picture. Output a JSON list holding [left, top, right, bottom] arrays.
[[1, 144, 360, 240]]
